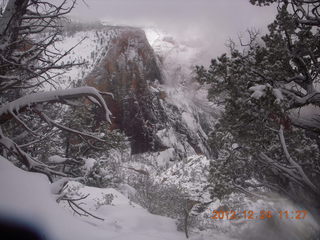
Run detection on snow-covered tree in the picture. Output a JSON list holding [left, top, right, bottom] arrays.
[[0, 0, 112, 181], [252, 0, 320, 28], [197, 1, 320, 209]]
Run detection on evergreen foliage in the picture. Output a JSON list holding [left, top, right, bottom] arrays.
[[196, 0, 320, 208]]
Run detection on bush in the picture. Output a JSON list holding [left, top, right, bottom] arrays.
[[85, 158, 122, 188], [130, 176, 197, 238]]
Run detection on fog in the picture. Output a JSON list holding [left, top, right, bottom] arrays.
[[69, 0, 276, 63]]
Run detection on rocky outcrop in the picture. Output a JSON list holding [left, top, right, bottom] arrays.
[[85, 26, 214, 159], [86, 27, 166, 154]]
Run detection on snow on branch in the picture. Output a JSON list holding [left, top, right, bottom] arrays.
[[249, 84, 284, 104], [0, 87, 112, 124], [0, 0, 81, 93], [288, 91, 320, 108], [0, 86, 113, 179], [258, 125, 319, 196], [278, 125, 319, 193], [36, 111, 106, 143], [259, 152, 304, 186], [0, 127, 68, 180]]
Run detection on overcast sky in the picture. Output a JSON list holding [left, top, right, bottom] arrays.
[[69, 0, 276, 62]]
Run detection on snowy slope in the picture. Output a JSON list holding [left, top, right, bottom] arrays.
[[44, 28, 120, 91], [157, 155, 211, 202], [0, 156, 244, 240], [0, 157, 108, 240], [0, 157, 189, 240], [2, 155, 318, 240]]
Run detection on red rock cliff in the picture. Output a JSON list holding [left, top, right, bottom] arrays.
[[86, 27, 166, 154]]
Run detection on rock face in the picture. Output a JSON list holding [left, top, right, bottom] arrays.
[[86, 26, 214, 159], [86, 27, 166, 154]]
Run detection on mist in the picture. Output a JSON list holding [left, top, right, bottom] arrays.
[[69, 0, 276, 64]]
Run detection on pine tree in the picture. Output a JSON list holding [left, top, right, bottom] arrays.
[[197, 1, 320, 209]]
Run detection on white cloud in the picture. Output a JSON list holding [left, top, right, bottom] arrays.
[[69, 0, 276, 62]]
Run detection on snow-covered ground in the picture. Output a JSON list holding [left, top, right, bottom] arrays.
[[0, 156, 243, 240], [0, 157, 189, 240], [2, 155, 318, 240]]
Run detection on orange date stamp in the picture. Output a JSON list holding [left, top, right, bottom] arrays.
[[210, 210, 308, 220]]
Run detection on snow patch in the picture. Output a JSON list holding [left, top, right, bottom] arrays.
[[249, 84, 268, 99], [48, 155, 68, 163]]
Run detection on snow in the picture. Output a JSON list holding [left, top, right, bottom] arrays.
[[144, 27, 163, 46], [0, 156, 194, 240], [50, 178, 70, 194], [290, 105, 320, 129], [63, 181, 139, 211], [156, 148, 176, 167], [0, 87, 111, 122], [96, 206, 183, 240], [231, 143, 240, 150], [182, 111, 197, 132], [157, 155, 211, 202], [249, 84, 284, 103], [249, 84, 268, 99], [48, 155, 68, 163], [117, 183, 137, 198], [40, 28, 119, 92], [156, 127, 179, 148], [0, 156, 107, 240], [82, 158, 97, 173], [272, 88, 284, 103]]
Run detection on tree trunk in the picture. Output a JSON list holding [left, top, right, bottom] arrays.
[[184, 208, 189, 238]]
